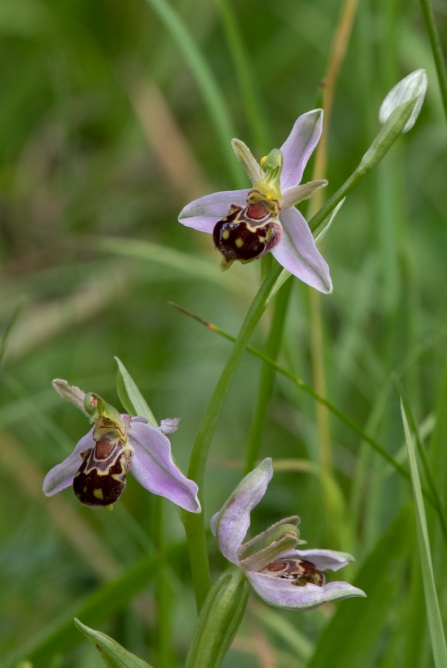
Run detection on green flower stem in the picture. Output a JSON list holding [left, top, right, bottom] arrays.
[[419, 0, 447, 122], [308, 97, 418, 235], [244, 277, 293, 474], [183, 262, 283, 611]]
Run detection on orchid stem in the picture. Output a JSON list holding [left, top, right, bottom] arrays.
[[183, 262, 283, 611], [244, 277, 293, 475]]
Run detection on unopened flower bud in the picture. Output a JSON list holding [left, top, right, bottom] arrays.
[[379, 68, 428, 133]]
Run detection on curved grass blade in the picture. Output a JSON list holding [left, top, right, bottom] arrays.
[[397, 384, 447, 545], [401, 401, 447, 668], [142, 0, 243, 187], [75, 620, 153, 668]]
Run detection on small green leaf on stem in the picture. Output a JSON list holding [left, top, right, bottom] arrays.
[[115, 357, 158, 426]]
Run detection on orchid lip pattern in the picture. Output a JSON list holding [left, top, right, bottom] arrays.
[[211, 458, 366, 610], [43, 380, 201, 513], [179, 110, 332, 293]]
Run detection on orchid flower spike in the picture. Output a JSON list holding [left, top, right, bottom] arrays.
[[179, 110, 332, 293], [43, 379, 200, 513], [211, 459, 365, 610]]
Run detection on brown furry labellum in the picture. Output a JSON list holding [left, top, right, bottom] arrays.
[[73, 437, 132, 507], [213, 201, 282, 268], [261, 557, 326, 587]]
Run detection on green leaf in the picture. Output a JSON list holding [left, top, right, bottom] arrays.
[[308, 506, 413, 668], [75, 620, 153, 668], [115, 357, 158, 427], [401, 401, 447, 668]]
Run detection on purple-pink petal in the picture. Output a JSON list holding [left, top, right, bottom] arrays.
[[272, 207, 332, 293], [280, 110, 323, 191], [43, 428, 95, 496], [247, 572, 366, 610], [178, 190, 250, 233], [128, 419, 200, 513], [210, 458, 273, 565], [280, 549, 354, 572]]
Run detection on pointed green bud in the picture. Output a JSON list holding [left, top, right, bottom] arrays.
[[379, 68, 427, 134], [185, 567, 250, 668]]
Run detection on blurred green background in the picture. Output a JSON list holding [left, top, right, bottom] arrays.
[[0, 0, 447, 666]]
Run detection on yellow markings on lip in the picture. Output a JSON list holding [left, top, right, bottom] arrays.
[[93, 488, 104, 500], [222, 230, 230, 240], [235, 238, 244, 248]]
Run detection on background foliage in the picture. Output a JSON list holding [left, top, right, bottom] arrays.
[[0, 0, 446, 666]]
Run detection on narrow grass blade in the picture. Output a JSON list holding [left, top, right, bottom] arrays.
[[115, 357, 158, 426], [401, 401, 447, 668], [397, 384, 447, 545], [142, 0, 243, 187], [75, 619, 153, 668]]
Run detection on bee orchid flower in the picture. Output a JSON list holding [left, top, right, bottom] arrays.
[[179, 110, 332, 293], [43, 380, 200, 513], [211, 458, 365, 610]]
